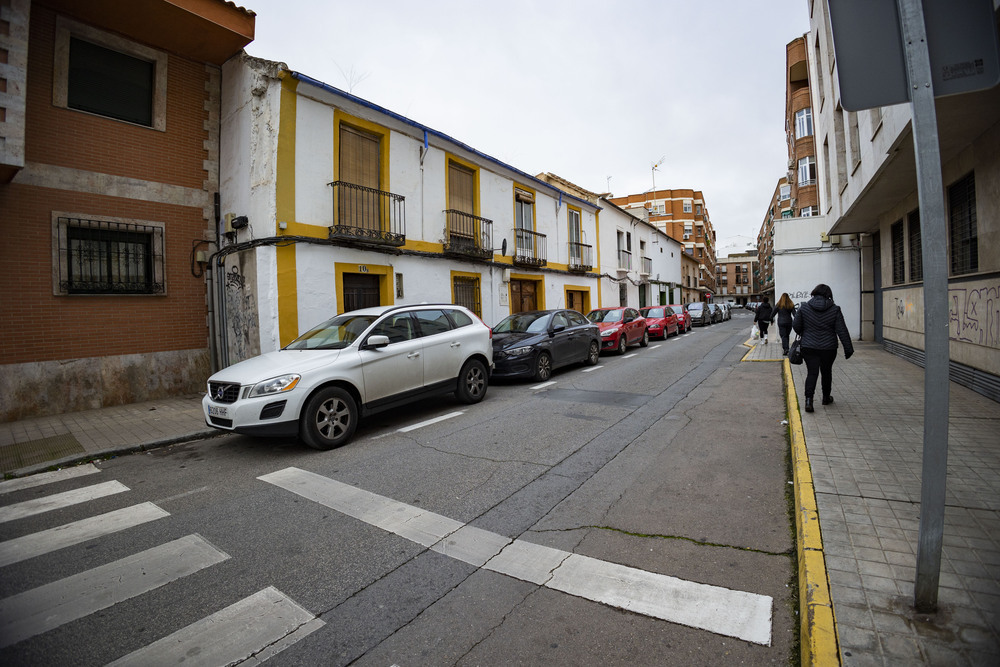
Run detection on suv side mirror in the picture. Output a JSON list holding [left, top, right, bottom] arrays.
[[363, 334, 390, 349]]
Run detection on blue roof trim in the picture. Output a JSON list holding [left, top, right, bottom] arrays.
[[289, 70, 598, 211]]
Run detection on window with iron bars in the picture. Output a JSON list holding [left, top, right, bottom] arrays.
[[55, 216, 165, 295], [452, 275, 482, 317]]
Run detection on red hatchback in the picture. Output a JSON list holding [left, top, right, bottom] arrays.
[[667, 304, 693, 332], [639, 306, 680, 339], [586, 307, 648, 354]]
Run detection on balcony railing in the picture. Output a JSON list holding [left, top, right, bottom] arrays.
[[640, 256, 652, 276], [567, 242, 593, 272], [617, 249, 632, 271], [514, 228, 547, 267], [443, 210, 493, 259], [328, 181, 405, 246]]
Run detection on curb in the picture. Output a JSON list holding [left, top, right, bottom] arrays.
[[783, 359, 841, 666], [3, 429, 221, 479]]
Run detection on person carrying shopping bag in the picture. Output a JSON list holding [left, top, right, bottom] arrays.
[[754, 297, 773, 344], [792, 283, 854, 412], [771, 293, 797, 355]]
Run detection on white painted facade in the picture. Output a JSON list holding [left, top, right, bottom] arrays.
[[218, 55, 611, 364]]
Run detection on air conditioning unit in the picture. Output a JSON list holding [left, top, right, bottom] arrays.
[[683, 234, 691, 240]]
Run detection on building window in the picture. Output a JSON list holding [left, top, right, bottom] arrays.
[[800, 206, 817, 217], [948, 173, 977, 275], [696, 204, 703, 215], [683, 200, 692, 213], [798, 156, 817, 186], [795, 108, 813, 139], [452, 275, 481, 317], [515, 188, 534, 231], [53, 17, 167, 131], [650, 203, 666, 215], [907, 209, 922, 282], [779, 184, 791, 201], [891, 220, 905, 285], [55, 215, 165, 295]]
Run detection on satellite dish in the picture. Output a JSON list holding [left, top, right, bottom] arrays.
[[497, 238, 507, 256]]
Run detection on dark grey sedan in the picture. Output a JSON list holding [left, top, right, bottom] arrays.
[[492, 310, 601, 381]]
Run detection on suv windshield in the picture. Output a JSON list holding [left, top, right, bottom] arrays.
[[285, 314, 379, 350], [687, 303, 703, 311], [494, 312, 550, 334], [586, 309, 622, 323], [643, 308, 665, 318]]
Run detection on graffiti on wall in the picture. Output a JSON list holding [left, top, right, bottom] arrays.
[[225, 263, 260, 363], [894, 297, 913, 319], [950, 284, 999, 348]]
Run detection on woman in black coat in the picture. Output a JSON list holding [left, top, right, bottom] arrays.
[[792, 284, 854, 412], [771, 292, 797, 355], [754, 297, 773, 344]]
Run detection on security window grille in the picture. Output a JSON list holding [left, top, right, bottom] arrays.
[[908, 209, 922, 282], [68, 37, 154, 126], [59, 218, 164, 294], [948, 173, 978, 275], [453, 276, 481, 317], [891, 220, 905, 285]]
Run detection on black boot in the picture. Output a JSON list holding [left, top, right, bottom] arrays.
[[822, 395, 834, 405], [805, 397, 814, 413]]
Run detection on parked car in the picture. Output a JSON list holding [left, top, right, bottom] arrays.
[[708, 303, 723, 323], [667, 304, 692, 332], [586, 307, 648, 354], [492, 309, 601, 380], [202, 304, 493, 450], [686, 302, 711, 326], [716, 303, 731, 321], [639, 306, 680, 339]]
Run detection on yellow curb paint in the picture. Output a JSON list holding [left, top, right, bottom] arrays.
[[781, 359, 841, 667]]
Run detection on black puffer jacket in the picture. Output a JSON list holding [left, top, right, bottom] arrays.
[[754, 302, 773, 323], [792, 296, 854, 355]]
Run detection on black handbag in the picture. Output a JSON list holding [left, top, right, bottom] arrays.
[[789, 337, 803, 365]]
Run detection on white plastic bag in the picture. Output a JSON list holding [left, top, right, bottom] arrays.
[[751, 324, 760, 340]]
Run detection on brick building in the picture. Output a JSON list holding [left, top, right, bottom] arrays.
[[0, 0, 254, 421]]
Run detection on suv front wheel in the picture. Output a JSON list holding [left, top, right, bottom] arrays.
[[301, 386, 358, 450]]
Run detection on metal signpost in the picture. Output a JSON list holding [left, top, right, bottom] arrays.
[[827, 0, 1000, 611]]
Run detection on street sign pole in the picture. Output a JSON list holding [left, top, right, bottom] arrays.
[[896, 0, 950, 613]]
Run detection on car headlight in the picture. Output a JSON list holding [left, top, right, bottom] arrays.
[[249, 374, 301, 397], [501, 346, 533, 358], [601, 328, 618, 337]]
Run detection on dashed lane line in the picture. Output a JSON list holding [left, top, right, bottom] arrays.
[[258, 467, 773, 645], [397, 412, 464, 433]]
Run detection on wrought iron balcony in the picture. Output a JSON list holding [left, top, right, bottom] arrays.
[[328, 181, 405, 246], [443, 210, 493, 259], [640, 256, 653, 276], [513, 228, 547, 267], [567, 242, 593, 272], [617, 250, 632, 271]]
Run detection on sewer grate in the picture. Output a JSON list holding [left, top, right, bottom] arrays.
[[0, 434, 86, 473]]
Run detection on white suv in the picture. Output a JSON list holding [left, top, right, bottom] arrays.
[[203, 304, 493, 450]]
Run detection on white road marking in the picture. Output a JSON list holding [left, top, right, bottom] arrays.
[[0, 502, 169, 568], [623, 353, 638, 359], [106, 586, 323, 667], [0, 464, 103, 495], [397, 411, 464, 433], [0, 534, 230, 648], [258, 467, 773, 645], [0, 480, 129, 524], [581, 365, 603, 372], [530, 381, 557, 390]]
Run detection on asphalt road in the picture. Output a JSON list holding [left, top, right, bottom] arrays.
[[0, 311, 798, 666]]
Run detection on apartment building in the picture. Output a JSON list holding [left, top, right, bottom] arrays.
[[216, 55, 604, 364], [806, 0, 1000, 398], [716, 253, 759, 307], [0, 0, 254, 421], [609, 188, 717, 300], [786, 36, 819, 220], [756, 178, 786, 300]]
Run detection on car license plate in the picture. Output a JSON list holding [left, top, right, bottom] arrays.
[[208, 405, 228, 418]]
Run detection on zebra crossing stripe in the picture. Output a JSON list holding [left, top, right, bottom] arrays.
[[0, 480, 130, 524], [0, 534, 230, 648], [106, 586, 323, 666], [0, 502, 170, 568], [258, 467, 773, 645], [0, 464, 102, 495]]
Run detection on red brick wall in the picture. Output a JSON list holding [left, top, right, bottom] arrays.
[[0, 6, 212, 367]]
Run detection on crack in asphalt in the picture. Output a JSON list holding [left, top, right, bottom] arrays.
[[532, 524, 795, 558]]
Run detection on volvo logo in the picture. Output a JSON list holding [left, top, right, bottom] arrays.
[[215, 386, 226, 401]]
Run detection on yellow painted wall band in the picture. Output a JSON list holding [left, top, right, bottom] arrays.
[[277, 75, 299, 347]]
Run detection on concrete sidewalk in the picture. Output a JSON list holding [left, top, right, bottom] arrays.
[[2, 337, 998, 665]]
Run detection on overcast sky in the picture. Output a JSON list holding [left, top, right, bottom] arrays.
[[242, 0, 811, 255]]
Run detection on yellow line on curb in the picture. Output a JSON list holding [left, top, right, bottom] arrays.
[[782, 359, 841, 666]]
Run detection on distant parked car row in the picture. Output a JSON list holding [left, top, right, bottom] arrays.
[[202, 302, 696, 451], [686, 302, 731, 326]]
